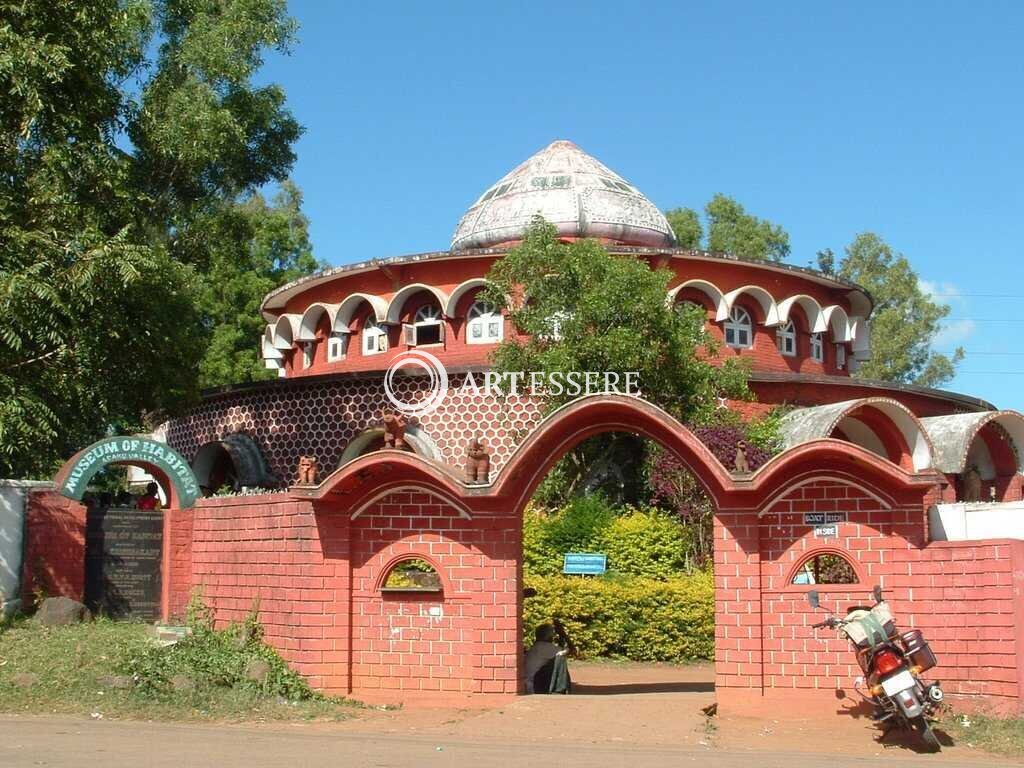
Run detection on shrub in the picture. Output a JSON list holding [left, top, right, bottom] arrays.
[[523, 495, 617, 576], [597, 509, 688, 580], [524, 571, 714, 662]]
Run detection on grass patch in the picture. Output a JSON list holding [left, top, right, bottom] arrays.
[[0, 599, 359, 723], [941, 711, 1024, 757]]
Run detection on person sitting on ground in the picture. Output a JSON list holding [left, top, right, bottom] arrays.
[[136, 482, 162, 510], [525, 623, 571, 694]]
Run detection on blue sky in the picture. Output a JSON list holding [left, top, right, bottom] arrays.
[[260, 1, 1023, 410]]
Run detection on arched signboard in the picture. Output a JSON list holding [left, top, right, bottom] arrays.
[[54, 436, 200, 509]]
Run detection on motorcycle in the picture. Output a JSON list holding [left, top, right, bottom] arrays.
[[807, 585, 944, 752]]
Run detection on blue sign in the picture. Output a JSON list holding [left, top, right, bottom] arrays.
[[563, 553, 607, 575]]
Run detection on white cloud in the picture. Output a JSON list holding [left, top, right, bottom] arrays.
[[918, 278, 974, 348], [934, 318, 976, 347]]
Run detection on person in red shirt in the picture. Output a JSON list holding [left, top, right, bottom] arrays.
[[136, 482, 161, 510]]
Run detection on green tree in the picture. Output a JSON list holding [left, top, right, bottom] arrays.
[[189, 182, 321, 388], [664, 207, 702, 249], [0, 0, 307, 476], [705, 193, 790, 262], [481, 218, 749, 423], [837, 232, 963, 387], [664, 196, 789, 262]]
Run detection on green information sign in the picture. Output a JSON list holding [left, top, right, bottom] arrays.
[[55, 436, 199, 508]]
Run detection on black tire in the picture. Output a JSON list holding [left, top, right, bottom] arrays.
[[910, 715, 941, 752]]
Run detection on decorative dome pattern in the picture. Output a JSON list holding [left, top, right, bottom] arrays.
[[451, 140, 676, 251]]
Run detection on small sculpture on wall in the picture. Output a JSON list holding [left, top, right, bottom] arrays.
[[465, 437, 490, 484], [734, 440, 751, 474], [382, 412, 408, 451], [296, 455, 319, 485], [961, 464, 982, 502]]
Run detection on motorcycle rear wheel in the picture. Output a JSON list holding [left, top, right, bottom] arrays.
[[910, 715, 941, 752]]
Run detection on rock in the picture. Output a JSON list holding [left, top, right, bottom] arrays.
[[98, 674, 133, 690], [12, 672, 39, 688], [244, 659, 271, 684], [170, 675, 195, 693], [35, 597, 91, 627]]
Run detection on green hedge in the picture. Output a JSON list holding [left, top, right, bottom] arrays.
[[523, 571, 714, 662], [523, 498, 691, 579]]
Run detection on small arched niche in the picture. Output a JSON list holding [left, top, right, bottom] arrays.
[[791, 551, 860, 586], [381, 558, 443, 593], [337, 424, 442, 467]]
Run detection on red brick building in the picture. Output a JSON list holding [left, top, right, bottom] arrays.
[[28, 140, 1024, 713]]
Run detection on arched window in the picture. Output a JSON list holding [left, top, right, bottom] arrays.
[[792, 552, 858, 585], [381, 558, 442, 592], [776, 320, 796, 356], [810, 332, 824, 363], [724, 306, 753, 349], [467, 301, 503, 344], [362, 318, 388, 355], [405, 304, 444, 346]]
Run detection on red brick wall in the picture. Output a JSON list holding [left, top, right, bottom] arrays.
[[21, 490, 85, 605], [349, 492, 520, 698], [716, 479, 1024, 714], [162, 508, 195, 620]]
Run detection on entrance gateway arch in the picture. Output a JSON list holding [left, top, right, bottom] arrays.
[[102, 393, 1016, 714]]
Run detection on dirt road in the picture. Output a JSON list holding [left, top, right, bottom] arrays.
[[0, 663, 1014, 767]]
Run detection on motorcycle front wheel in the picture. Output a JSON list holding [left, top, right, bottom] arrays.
[[910, 715, 941, 752]]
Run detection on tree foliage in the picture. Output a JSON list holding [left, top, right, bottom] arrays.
[[480, 218, 750, 424], [665, 195, 789, 262], [0, 0, 309, 476], [834, 233, 963, 387]]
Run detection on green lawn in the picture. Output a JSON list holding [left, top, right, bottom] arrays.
[[0, 614, 358, 722]]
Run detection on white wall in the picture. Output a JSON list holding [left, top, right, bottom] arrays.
[[930, 501, 1024, 541], [0, 480, 52, 616]]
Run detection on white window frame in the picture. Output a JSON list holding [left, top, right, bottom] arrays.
[[810, 332, 824, 363], [776, 320, 796, 357], [326, 333, 347, 362], [362, 319, 388, 355], [466, 301, 503, 344], [724, 306, 753, 349], [405, 304, 445, 347], [301, 341, 314, 369]]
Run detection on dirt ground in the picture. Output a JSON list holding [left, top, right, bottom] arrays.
[[0, 662, 1016, 767], [335, 662, 1012, 762]]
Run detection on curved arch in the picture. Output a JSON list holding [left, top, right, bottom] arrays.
[[493, 395, 735, 509], [786, 547, 866, 586], [53, 436, 200, 508], [192, 434, 273, 491], [374, 552, 451, 593], [385, 283, 451, 324], [337, 424, 443, 467], [920, 410, 1024, 474], [723, 285, 780, 326], [777, 294, 827, 333], [271, 314, 302, 350], [444, 278, 493, 317], [297, 303, 340, 342], [335, 293, 388, 331], [778, 398, 934, 471], [821, 305, 852, 343], [261, 329, 283, 360], [668, 279, 727, 319]]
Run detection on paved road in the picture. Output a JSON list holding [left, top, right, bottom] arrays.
[[0, 717, 1003, 768]]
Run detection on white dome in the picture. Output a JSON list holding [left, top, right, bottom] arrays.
[[451, 140, 676, 251]]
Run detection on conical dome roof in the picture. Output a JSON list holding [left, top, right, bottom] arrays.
[[451, 140, 676, 251]]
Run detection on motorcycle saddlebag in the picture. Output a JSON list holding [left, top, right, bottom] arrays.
[[844, 607, 894, 649]]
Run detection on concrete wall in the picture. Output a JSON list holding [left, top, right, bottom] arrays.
[[930, 501, 1024, 541], [0, 480, 52, 616]]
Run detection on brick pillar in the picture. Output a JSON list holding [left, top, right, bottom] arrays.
[[317, 509, 352, 695], [714, 508, 763, 709], [161, 507, 195, 621]]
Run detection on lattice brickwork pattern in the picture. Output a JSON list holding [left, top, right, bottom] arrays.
[[166, 373, 542, 484]]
